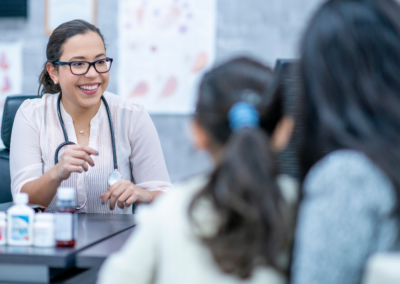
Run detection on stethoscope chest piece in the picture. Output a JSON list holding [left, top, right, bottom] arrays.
[[108, 170, 122, 186]]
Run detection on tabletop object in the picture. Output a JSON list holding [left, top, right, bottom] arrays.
[[0, 211, 135, 283], [0, 202, 12, 212], [363, 253, 400, 284]]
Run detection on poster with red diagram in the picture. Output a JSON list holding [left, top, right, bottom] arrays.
[[0, 42, 22, 147], [118, 0, 216, 114]]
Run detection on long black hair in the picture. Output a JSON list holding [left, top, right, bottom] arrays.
[[38, 20, 105, 97], [189, 57, 288, 279], [299, 0, 400, 215]]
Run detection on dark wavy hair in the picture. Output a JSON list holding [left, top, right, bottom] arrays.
[[38, 19, 105, 97], [299, 0, 400, 215], [189, 57, 288, 279]]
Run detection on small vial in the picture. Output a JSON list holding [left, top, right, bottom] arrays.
[[34, 213, 55, 247], [0, 212, 6, 245], [55, 187, 77, 247]]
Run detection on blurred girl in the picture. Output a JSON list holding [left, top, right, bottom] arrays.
[[292, 0, 400, 283], [97, 57, 297, 284]]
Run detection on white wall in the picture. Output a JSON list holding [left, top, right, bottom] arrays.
[[0, 0, 326, 181]]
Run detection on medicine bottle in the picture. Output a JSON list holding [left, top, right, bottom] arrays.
[[34, 213, 55, 247], [0, 212, 6, 245], [55, 187, 77, 247], [7, 193, 35, 246]]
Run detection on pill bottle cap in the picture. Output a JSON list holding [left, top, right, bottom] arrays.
[[35, 213, 55, 222], [0, 212, 5, 220], [57, 187, 75, 201], [15, 193, 29, 205]]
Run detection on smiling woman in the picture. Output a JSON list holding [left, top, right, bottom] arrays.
[[9, 20, 172, 214]]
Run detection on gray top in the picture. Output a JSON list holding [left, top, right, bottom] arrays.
[[292, 150, 400, 284]]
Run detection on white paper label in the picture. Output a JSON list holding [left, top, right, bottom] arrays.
[[55, 212, 74, 241], [34, 227, 55, 247], [0, 225, 6, 244], [10, 215, 30, 241]]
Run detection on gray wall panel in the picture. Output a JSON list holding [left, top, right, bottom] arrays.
[[0, 0, 326, 182]]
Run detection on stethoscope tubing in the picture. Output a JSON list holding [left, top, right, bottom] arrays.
[[101, 95, 118, 170], [55, 93, 118, 170], [55, 93, 120, 210]]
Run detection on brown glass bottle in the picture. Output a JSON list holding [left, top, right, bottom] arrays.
[[55, 188, 77, 247]]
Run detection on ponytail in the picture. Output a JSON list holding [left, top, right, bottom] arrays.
[[190, 57, 288, 278], [190, 128, 288, 278], [38, 64, 61, 97]]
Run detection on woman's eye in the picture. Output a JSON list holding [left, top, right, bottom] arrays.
[[97, 60, 106, 65], [71, 62, 85, 67]]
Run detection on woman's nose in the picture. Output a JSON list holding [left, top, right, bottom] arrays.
[[85, 65, 98, 78]]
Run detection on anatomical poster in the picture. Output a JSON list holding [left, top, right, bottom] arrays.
[[0, 42, 23, 147], [118, 0, 216, 114], [44, 0, 97, 35]]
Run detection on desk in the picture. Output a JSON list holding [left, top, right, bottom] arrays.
[[0, 202, 12, 211], [77, 227, 134, 268], [0, 203, 136, 283]]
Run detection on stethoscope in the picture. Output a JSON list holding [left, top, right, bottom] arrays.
[[55, 93, 122, 210]]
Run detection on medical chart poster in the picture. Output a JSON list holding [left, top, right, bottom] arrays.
[[0, 42, 23, 147], [44, 0, 97, 35], [118, 0, 217, 114]]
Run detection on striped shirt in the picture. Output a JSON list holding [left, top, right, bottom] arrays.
[[10, 92, 172, 214]]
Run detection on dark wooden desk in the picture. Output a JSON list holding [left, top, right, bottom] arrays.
[[0, 203, 135, 283], [0, 202, 12, 212], [77, 227, 134, 268]]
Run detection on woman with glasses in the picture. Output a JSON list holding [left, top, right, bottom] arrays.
[[9, 20, 172, 213]]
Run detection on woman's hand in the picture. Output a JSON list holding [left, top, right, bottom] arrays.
[[100, 180, 162, 210], [53, 145, 98, 182]]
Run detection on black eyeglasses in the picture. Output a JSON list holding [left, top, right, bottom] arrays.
[[54, 58, 113, 75]]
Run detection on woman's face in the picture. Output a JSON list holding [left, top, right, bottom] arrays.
[[48, 31, 109, 108]]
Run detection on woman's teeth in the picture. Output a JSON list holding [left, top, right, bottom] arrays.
[[79, 85, 98, 90]]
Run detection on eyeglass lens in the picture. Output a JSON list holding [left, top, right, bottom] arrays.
[[71, 59, 112, 75]]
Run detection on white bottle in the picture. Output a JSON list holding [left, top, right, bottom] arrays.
[[33, 213, 55, 247], [0, 212, 6, 245], [7, 193, 35, 246]]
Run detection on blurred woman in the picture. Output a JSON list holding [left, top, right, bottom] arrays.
[[97, 57, 298, 284], [292, 0, 400, 283]]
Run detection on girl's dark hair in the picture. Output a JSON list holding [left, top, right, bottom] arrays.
[[299, 0, 400, 214], [190, 57, 288, 279], [38, 20, 105, 97]]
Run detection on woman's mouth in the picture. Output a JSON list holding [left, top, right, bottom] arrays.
[[78, 83, 100, 95]]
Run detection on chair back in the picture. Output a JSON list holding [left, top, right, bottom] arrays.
[[274, 59, 301, 179], [0, 94, 37, 203]]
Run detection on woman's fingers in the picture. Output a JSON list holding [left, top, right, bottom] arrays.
[[117, 190, 135, 209], [101, 180, 142, 210], [68, 145, 99, 156], [69, 151, 95, 167], [101, 181, 121, 204], [65, 145, 98, 166], [68, 157, 90, 172], [108, 185, 125, 210], [68, 165, 84, 174], [55, 145, 98, 181], [125, 194, 140, 207]]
